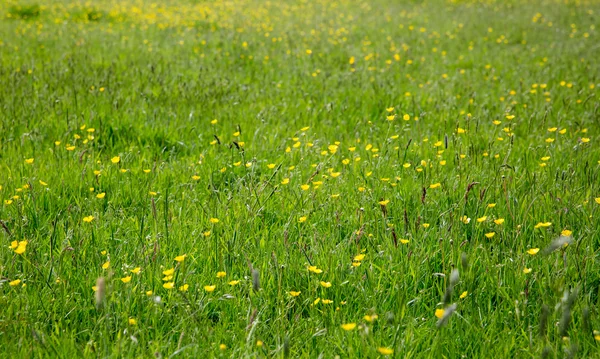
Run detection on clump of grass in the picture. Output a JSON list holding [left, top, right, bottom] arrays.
[[71, 8, 105, 22], [7, 4, 40, 20]]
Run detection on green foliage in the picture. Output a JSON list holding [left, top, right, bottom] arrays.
[[0, 0, 599, 357], [7, 4, 40, 20]]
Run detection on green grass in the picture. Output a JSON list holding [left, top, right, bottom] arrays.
[[0, 0, 599, 357]]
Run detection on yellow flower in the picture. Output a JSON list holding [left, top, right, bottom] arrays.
[[523, 268, 532, 274], [267, 163, 276, 169], [39, 180, 48, 186], [594, 198, 600, 204], [534, 222, 552, 229], [460, 291, 468, 299], [121, 276, 132, 283], [256, 340, 264, 347], [320, 281, 332, 288], [461, 216, 471, 224], [83, 216, 95, 223], [128, 318, 137, 325], [364, 314, 378, 322], [321, 299, 333, 304], [204, 285, 216, 292], [102, 261, 110, 269], [25, 158, 34, 164], [281, 178, 290, 185], [209, 218, 219, 224], [228, 280, 240, 286], [403, 114, 410, 121], [494, 218, 505, 225], [111, 156, 120, 164], [429, 183, 441, 189], [484, 232, 495, 238], [300, 184, 310, 191], [14, 241, 28, 254], [219, 344, 227, 351], [192, 175, 201, 181], [435, 308, 445, 319], [353, 254, 365, 261], [298, 216, 307, 223], [308, 266, 323, 274], [561, 229, 573, 237], [341, 323, 357, 331], [217, 271, 226, 278], [96, 192, 106, 199], [179, 284, 189, 292], [400, 239, 409, 244], [163, 282, 175, 289], [378, 200, 390, 206], [527, 248, 540, 255], [377, 347, 394, 355], [9, 279, 22, 287], [163, 268, 175, 276], [174, 254, 186, 262], [422, 223, 430, 228], [476, 216, 487, 223], [130, 267, 141, 274], [290, 291, 301, 297]]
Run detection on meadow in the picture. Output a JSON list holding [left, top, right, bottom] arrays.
[[1, 0, 599, 357]]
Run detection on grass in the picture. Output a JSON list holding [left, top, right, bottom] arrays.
[[0, 0, 599, 357]]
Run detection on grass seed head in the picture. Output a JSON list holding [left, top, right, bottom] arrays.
[[95, 277, 106, 308]]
